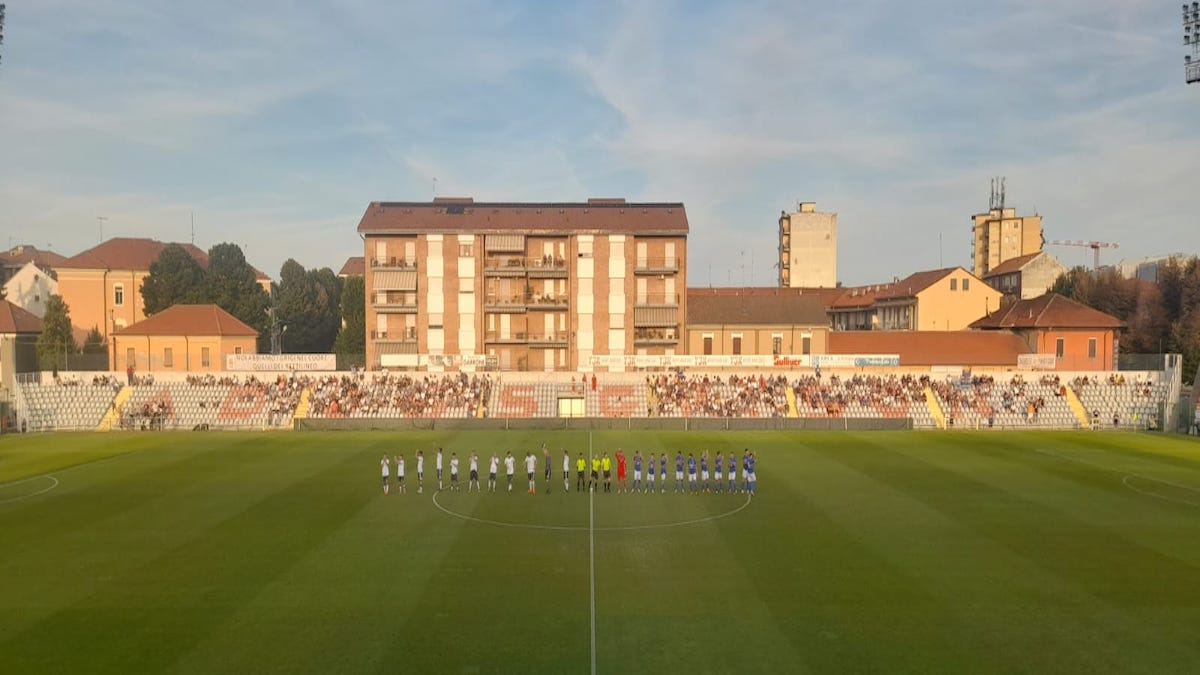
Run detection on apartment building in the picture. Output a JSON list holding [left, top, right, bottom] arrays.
[[778, 202, 837, 288], [358, 198, 688, 371], [829, 267, 1002, 331], [971, 206, 1043, 277]]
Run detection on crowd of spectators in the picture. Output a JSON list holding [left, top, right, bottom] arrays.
[[307, 372, 491, 418], [792, 373, 929, 416], [648, 373, 789, 417]]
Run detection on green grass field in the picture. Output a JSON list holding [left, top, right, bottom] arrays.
[[2, 430, 1200, 674]]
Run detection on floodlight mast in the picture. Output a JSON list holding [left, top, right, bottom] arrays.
[[1186, 3, 1200, 84], [0, 4, 7, 69]]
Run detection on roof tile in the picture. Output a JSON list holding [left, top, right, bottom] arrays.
[[357, 200, 689, 235], [970, 293, 1124, 330], [114, 304, 258, 337]]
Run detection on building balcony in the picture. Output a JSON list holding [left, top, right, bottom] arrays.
[[371, 329, 417, 343], [483, 331, 529, 344], [374, 301, 418, 314], [634, 327, 679, 345], [483, 257, 528, 276], [633, 257, 680, 275], [527, 257, 569, 278], [528, 333, 569, 348], [371, 258, 418, 270], [526, 295, 569, 310], [483, 295, 527, 313], [634, 293, 680, 307]]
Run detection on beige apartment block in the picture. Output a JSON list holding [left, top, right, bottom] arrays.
[[358, 198, 688, 371], [778, 202, 837, 288], [971, 207, 1043, 278], [832, 267, 1002, 332], [982, 251, 1067, 303], [686, 288, 829, 357]]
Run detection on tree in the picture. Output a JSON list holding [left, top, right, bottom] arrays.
[[332, 275, 365, 358], [275, 259, 341, 353], [204, 243, 271, 351], [141, 244, 206, 315], [36, 295, 77, 370], [82, 326, 106, 355]]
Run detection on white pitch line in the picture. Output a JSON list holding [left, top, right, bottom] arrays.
[[589, 430, 597, 675], [1033, 447, 1200, 506], [1122, 475, 1200, 508], [0, 475, 60, 504]]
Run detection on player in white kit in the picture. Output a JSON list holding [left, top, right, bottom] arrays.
[[562, 449, 571, 493], [469, 452, 480, 492], [449, 453, 460, 491], [525, 451, 537, 494], [381, 454, 390, 495], [504, 451, 516, 492], [416, 450, 425, 494], [489, 453, 499, 492], [396, 454, 406, 495], [436, 448, 444, 490]]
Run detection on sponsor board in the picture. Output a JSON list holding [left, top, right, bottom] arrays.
[[1017, 353, 1057, 370], [225, 354, 338, 371]]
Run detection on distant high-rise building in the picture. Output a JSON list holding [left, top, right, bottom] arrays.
[[970, 206, 1043, 278], [778, 202, 837, 288]]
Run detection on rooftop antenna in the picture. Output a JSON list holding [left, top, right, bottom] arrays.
[[97, 216, 108, 243], [190, 211, 195, 245], [432, 177, 438, 199]]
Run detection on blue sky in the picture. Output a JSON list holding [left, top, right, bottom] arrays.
[[1, 0, 1197, 285]]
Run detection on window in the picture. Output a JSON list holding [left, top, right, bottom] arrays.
[[201, 347, 211, 368], [703, 335, 713, 355], [772, 336, 782, 355], [429, 313, 444, 329], [949, 278, 958, 291], [163, 347, 173, 368], [1087, 337, 1097, 359], [732, 335, 742, 355], [459, 243, 473, 257], [235, 346, 243, 354], [114, 284, 125, 306], [962, 278, 970, 291], [802, 336, 812, 355], [126, 347, 136, 367], [1055, 337, 1065, 359]]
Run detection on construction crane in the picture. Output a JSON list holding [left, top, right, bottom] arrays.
[[1044, 239, 1119, 270]]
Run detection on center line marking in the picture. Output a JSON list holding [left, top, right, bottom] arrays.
[[589, 430, 597, 675]]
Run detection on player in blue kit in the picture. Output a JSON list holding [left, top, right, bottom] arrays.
[[632, 451, 643, 492], [700, 451, 710, 493], [645, 451, 655, 493], [741, 449, 751, 493], [674, 452, 685, 493], [660, 454, 668, 493], [713, 452, 723, 493], [727, 453, 738, 493], [687, 453, 698, 493], [747, 452, 757, 495]]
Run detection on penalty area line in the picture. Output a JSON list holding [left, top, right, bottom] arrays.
[[0, 475, 60, 504]]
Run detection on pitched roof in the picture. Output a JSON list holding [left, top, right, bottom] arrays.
[[970, 293, 1124, 330], [339, 256, 365, 277], [0, 300, 44, 334], [357, 198, 689, 235], [114, 304, 258, 337], [828, 331, 1030, 366], [59, 237, 210, 271], [687, 288, 829, 325], [982, 252, 1043, 278], [830, 282, 897, 310], [874, 268, 959, 301], [1, 245, 68, 270]]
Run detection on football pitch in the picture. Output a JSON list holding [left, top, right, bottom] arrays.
[[2, 430, 1199, 674]]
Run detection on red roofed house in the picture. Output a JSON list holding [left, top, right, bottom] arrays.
[[339, 256, 365, 278], [111, 304, 258, 373], [970, 293, 1123, 370], [829, 267, 1002, 332], [981, 251, 1067, 303], [55, 237, 271, 349], [686, 287, 831, 356], [1, 301, 44, 408], [1, 244, 68, 283]]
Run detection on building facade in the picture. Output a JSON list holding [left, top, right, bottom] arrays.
[[982, 251, 1067, 303], [1, 261, 58, 318], [778, 202, 837, 288], [830, 267, 1001, 332], [686, 288, 829, 357], [359, 198, 688, 372], [111, 304, 258, 373], [971, 207, 1043, 278], [970, 293, 1123, 371]]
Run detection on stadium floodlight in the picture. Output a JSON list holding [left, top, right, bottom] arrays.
[[0, 4, 6, 68], [1187, 2, 1200, 84]]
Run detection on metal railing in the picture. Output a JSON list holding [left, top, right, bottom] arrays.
[[634, 257, 680, 273], [371, 329, 417, 341], [634, 293, 681, 306], [371, 257, 418, 269]]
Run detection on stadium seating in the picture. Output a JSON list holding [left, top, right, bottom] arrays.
[[1074, 374, 1168, 430], [17, 376, 121, 431], [306, 372, 489, 419]]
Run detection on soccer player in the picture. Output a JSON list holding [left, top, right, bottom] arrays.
[[489, 453, 499, 493], [576, 452, 587, 492], [381, 454, 390, 495], [525, 451, 537, 494], [562, 449, 571, 493], [544, 447, 553, 494], [714, 451, 723, 494], [687, 452, 698, 493], [645, 450, 655, 493], [601, 452, 612, 493], [416, 450, 425, 494], [504, 451, 516, 492], [632, 451, 643, 493], [727, 453, 738, 493], [741, 449, 751, 493], [436, 448, 444, 491], [590, 454, 601, 492], [674, 452, 685, 493], [700, 450, 710, 493], [744, 449, 753, 492], [469, 452, 480, 492], [450, 452, 460, 491], [396, 454, 406, 495], [616, 449, 628, 493], [660, 453, 668, 493]]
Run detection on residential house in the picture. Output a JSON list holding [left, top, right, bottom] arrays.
[[970, 293, 1123, 370], [112, 304, 258, 373]]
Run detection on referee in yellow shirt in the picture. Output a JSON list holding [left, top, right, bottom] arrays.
[[590, 455, 601, 492], [601, 452, 613, 493], [576, 453, 587, 492]]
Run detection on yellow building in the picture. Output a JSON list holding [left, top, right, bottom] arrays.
[[112, 304, 258, 373], [55, 238, 272, 352], [831, 267, 1002, 332], [686, 288, 830, 356], [778, 202, 837, 288], [971, 206, 1043, 278]]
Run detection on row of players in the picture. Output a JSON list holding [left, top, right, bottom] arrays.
[[380, 447, 759, 496]]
